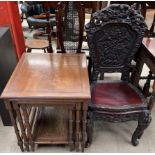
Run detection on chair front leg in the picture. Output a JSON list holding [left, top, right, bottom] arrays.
[[86, 111, 94, 147], [131, 110, 152, 146]]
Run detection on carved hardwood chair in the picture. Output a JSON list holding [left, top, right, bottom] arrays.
[[85, 4, 152, 147]]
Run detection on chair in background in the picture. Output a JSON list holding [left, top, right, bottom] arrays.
[[56, 1, 84, 53], [25, 2, 58, 53], [85, 4, 152, 147], [20, 1, 56, 30]]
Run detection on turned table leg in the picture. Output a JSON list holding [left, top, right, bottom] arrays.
[[5, 101, 24, 152], [75, 104, 80, 152], [68, 106, 75, 151], [13, 104, 29, 152], [21, 105, 35, 152], [81, 102, 88, 152]]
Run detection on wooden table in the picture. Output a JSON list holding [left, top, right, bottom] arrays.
[[1, 53, 90, 152], [131, 37, 155, 110]]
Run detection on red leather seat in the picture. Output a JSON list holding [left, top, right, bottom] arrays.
[[91, 82, 145, 107]]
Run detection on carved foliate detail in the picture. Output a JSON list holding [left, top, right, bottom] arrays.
[[86, 4, 147, 81]]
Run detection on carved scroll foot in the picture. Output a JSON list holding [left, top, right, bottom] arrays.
[[131, 111, 152, 146]]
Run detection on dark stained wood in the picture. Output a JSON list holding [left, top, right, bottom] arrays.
[[86, 4, 151, 147], [132, 38, 155, 96], [148, 81, 155, 110], [142, 39, 155, 96], [132, 38, 155, 111], [110, 1, 155, 19], [86, 4, 147, 82], [1, 53, 90, 152]]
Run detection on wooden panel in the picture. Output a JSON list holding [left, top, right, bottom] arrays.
[[33, 107, 69, 144], [1, 53, 90, 99]]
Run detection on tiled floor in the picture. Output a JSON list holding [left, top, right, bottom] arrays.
[[0, 5, 155, 153], [0, 106, 155, 152]]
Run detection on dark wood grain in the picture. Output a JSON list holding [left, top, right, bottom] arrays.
[[86, 4, 151, 147]]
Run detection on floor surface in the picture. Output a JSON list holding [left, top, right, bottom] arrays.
[[0, 107, 155, 153]]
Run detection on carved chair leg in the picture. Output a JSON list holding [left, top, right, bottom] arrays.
[[143, 71, 152, 97], [86, 112, 93, 147], [131, 111, 152, 146], [100, 73, 104, 80], [88, 57, 92, 82]]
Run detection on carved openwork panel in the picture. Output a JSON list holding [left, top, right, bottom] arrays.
[[94, 23, 137, 68], [86, 4, 147, 80]]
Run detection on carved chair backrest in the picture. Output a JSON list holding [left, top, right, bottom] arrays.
[[86, 4, 147, 82], [56, 1, 84, 53]]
